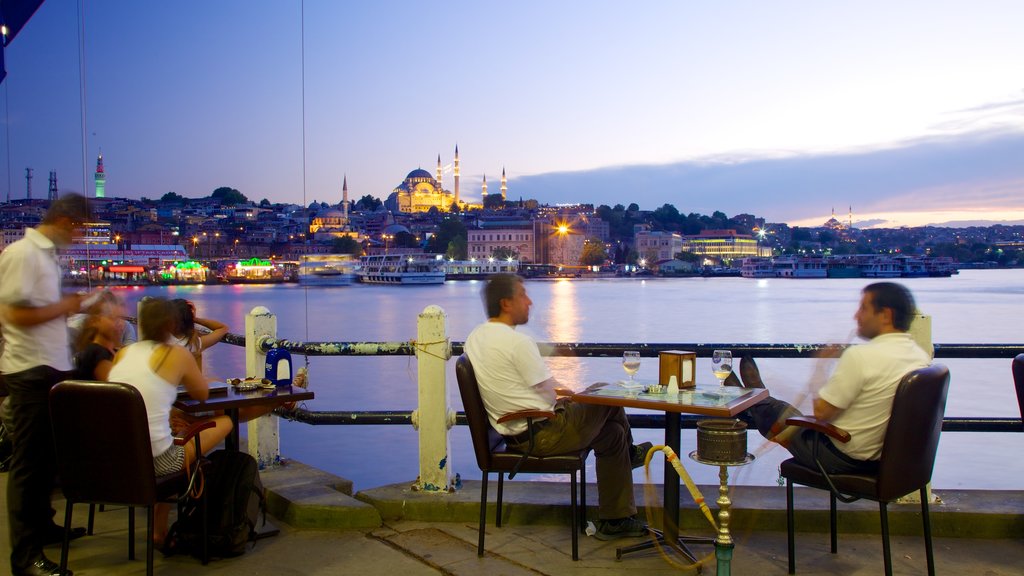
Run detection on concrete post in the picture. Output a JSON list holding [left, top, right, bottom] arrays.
[[900, 310, 935, 504], [246, 306, 281, 468], [413, 305, 454, 492]]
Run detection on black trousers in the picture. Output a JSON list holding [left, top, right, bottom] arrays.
[[5, 365, 68, 572]]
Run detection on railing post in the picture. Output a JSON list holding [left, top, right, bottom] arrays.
[[413, 305, 454, 492], [246, 306, 281, 468], [910, 311, 934, 359]]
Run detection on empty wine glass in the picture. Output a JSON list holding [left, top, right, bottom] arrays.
[[711, 350, 733, 387], [622, 351, 641, 383]]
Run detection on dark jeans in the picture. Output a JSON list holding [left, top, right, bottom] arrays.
[[739, 396, 879, 475], [506, 397, 636, 519], [5, 365, 68, 571]]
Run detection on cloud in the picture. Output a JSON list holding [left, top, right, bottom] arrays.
[[513, 128, 1024, 224]]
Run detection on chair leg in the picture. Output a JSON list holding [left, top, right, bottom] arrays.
[[579, 466, 587, 533], [146, 505, 155, 576], [128, 505, 136, 560], [478, 472, 489, 556], [496, 472, 505, 528], [879, 501, 893, 576], [830, 492, 837, 554], [921, 487, 935, 576], [87, 503, 95, 535], [570, 470, 579, 561], [202, 476, 209, 565], [60, 500, 73, 574], [786, 480, 796, 574]]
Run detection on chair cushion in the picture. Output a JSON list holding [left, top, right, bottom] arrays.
[[780, 458, 881, 500], [490, 444, 587, 473]]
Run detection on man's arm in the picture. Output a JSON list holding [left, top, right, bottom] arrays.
[[1, 294, 86, 328], [812, 396, 842, 422]]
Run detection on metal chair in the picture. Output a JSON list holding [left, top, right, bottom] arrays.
[[455, 354, 588, 560], [780, 364, 950, 576], [50, 380, 212, 575], [1012, 354, 1024, 424]]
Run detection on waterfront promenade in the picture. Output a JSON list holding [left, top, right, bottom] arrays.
[[3, 459, 1022, 575]]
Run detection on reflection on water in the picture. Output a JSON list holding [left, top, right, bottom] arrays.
[[113, 270, 1024, 491]]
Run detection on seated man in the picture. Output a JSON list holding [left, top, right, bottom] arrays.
[[465, 273, 651, 540], [731, 282, 930, 474]]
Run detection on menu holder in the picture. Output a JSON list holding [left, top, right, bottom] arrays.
[[659, 350, 696, 389]]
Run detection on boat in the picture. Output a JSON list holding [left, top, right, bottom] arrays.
[[225, 258, 287, 284], [772, 256, 827, 278], [858, 255, 902, 278], [740, 257, 774, 278], [357, 254, 447, 285], [826, 257, 862, 278], [443, 258, 519, 280], [298, 255, 357, 286]]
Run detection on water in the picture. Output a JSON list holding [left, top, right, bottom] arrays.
[[109, 269, 1024, 492]]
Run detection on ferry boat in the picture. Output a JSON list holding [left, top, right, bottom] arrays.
[[298, 255, 357, 286], [740, 257, 775, 278], [826, 257, 861, 278], [443, 258, 519, 280], [357, 254, 446, 285], [225, 258, 287, 284], [772, 256, 827, 278], [858, 255, 902, 278]]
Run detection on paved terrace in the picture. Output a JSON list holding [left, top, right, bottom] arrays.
[[2, 460, 1022, 575]]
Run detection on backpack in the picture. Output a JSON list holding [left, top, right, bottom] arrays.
[[165, 450, 266, 559]]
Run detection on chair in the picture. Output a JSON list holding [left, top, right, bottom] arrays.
[[1012, 354, 1024, 424], [781, 364, 950, 576], [455, 355, 588, 560], [50, 380, 213, 575]]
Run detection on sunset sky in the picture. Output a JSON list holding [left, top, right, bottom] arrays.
[[1, 0, 1022, 228]]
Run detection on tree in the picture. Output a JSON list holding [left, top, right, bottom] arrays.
[[447, 236, 468, 260], [211, 187, 248, 206], [161, 191, 187, 204], [483, 195, 505, 210], [332, 236, 363, 255], [394, 231, 420, 248], [579, 238, 608, 266], [627, 203, 640, 212], [260, 198, 271, 207], [428, 217, 467, 254], [355, 194, 382, 211]]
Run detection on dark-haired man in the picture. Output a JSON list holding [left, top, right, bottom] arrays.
[[735, 282, 930, 474], [0, 193, 93, 576], [465, 273, 650, 540]]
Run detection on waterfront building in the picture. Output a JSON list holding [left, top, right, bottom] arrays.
[[680, 228, 771, 263], [94, 153, 106, 198], [633, 224, 683, 262], [467, 220, 537, 262]]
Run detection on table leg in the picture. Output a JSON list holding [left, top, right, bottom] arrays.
[[616, 412, 712, 561], [226, 408, 240, 451]]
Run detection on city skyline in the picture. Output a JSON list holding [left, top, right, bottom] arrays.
[[1, 1, 1022, 228]]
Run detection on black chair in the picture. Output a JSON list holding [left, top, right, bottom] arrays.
[[1012, 354, 1024, 424], [50, 380, 213, 575], [781, 364, 950, 576], [455, 355, 588, 560]]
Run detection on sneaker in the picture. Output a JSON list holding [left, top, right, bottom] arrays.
[[594, 516, 648, 541], [630, 442, 654, 469]]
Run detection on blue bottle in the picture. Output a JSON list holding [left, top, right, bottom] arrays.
[[264, 347, 292, 387]]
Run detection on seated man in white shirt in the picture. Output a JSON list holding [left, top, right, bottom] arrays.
[[732, 282, 931, 474], [465, 273, 651, 540]]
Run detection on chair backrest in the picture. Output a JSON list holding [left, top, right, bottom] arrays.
[[50, 380, 159, 506], [1012, 354, 1024, 423], [876, 364, 950, 501], [455, 355, 504, 470]]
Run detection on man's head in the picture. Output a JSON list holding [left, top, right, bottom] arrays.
[[482, 273, 531, 326], [856, 282, 917, 338], [40, 193, 90, 247]]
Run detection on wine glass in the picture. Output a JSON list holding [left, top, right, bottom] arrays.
[[622, 351, 641, 384], [711, 350, 733, 387]]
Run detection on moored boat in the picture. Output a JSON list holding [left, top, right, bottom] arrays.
[[299, 255, 357, 286], [357, 254, 446, 285]]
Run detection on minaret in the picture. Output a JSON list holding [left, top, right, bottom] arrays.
[[453, 144, 460, 207], [94, 152, 106, 198], [481, 173, 488, 198], [48, 171, 58, 201], [25, 167, 32, 200], [436, 154, 442, 189], [342, 176, 349, 223], [500, 167, 507, 201], [848, 205, 853, 228]]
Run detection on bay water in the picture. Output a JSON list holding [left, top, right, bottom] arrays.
[[110, 269, 1024, 492]]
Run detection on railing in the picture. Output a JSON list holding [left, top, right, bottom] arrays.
[[230, 307, 1024, 491]]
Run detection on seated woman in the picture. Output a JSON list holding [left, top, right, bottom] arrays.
[[72, 295, 128, 381], [170, 298, 228, 371], [108, 297, 233, 546]]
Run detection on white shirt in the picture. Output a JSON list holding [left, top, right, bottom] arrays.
[[464, 321, 553, 436], [818, 332, 931, 460], [0, 228, 72, 373]]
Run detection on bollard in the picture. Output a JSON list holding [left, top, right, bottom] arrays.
[[414, 305, 454, 492], [246, 306, 281, 468]]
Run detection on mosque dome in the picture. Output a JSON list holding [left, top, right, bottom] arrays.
[[406, 168, 433, 180], [383, 223, 411, 235]]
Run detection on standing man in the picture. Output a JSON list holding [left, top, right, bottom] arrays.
[[734, 282, 931, 474], [465, 273, 651, 540], [1, 193, 92, 576]]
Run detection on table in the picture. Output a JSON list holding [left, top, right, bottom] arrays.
[[563, 383, 768, 562], [174, 385, 314, 452]]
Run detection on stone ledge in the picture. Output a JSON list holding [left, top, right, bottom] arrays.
[[260, 459, 381, 529]]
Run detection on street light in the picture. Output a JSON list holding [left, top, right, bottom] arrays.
[[192, 236, 199, 259]]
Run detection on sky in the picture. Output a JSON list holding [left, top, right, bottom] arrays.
[[1, 0, 1022, 228]]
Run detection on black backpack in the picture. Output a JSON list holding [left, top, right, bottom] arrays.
[[166, 450, 266, 559]]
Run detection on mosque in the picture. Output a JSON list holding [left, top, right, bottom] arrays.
[[384, 146, 486, 213]]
